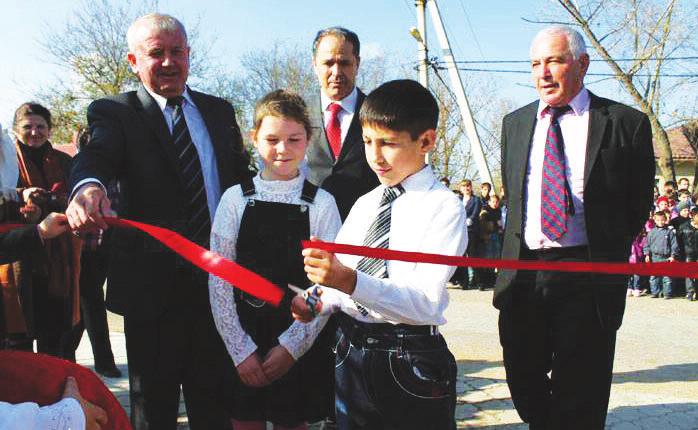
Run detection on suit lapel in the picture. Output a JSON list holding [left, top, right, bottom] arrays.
[[584, 93, 609, 186], [136, 85, 183, 185], [336, 90, 365, 164], [513, 102, 538, 199]]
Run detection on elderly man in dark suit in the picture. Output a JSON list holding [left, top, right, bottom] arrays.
[[66, 13, 252, 430], [495, 26, 654, 430], [306, 27, 379, 221]]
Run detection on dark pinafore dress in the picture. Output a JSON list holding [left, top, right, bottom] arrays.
[[231, 178, 335, 426]]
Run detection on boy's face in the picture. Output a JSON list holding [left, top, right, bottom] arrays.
[[681, 208, 690, 218], [657, 201, 668, 211], [680, 193, 689, 202], [654, 215, 666, 227], [362, 124, 435, 187]]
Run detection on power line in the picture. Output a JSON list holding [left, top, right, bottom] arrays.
[[446, 66, 698, 78], [451, 56, 698, 64]]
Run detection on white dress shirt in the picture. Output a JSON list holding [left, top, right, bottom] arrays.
[[321, 86, 358, 146], [320, 165, 468, 326], [72, 86, 223, 217], [524, 88, 590, 250]]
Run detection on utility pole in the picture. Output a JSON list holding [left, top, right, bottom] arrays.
[[425, 0, 493, 184], [413, 0, 429, 89]]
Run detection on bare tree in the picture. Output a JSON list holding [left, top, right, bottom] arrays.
[[530, 0, 698, 181]]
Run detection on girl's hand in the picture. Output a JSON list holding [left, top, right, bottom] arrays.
[[261, 345, 295, 382], [236, 352, 271, 387]]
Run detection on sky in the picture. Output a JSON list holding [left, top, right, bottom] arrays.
[[0, 0, 693, 132]]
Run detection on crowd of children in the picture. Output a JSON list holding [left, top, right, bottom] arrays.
[[629, 178, 698, 301]]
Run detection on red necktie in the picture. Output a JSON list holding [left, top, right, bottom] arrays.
[[326, 103, 343, 159]]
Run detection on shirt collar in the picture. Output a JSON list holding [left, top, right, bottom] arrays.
[[381, 164, 435, 195], [536, 87, 590, 120], [321, 86, 358, 115], [144, 85, 194, 113]]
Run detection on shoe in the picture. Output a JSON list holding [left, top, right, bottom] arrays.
[[632, 289, 642, 297], [627, 288, 633, 297], [664, 295, 672, 300], [686, 293, 696, 301], [650, 294, 659, 298], [95, 366, 122, 378]]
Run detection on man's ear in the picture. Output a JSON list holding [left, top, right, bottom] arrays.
[[419, 129, 437, 154], [127, 52, 138, 74]]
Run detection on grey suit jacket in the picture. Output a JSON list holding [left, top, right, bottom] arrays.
[[306, 89, 379, 220]]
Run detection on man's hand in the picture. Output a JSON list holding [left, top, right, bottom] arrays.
[[62, 376, 108, 430], [291, 295, 323, 323], [302, 236, 357, 294], [20, 203, 42, 223], [37, 213, 69, 240], [261, 345, 295, 382], [66, 184, 112, 231], [236, 352, 271, 387]]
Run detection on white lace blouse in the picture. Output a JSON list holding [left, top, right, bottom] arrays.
[[0, 398, 85, 430], [208, 172, 342, 366]]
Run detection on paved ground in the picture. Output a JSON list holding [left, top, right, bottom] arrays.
[[76, 287, 698, 429]]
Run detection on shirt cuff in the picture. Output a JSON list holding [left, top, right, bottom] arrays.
[[231, 336, 258, 367], [70, 178, 106, 201], [36, 398, 85, 430]]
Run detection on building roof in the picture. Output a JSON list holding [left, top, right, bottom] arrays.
[[654, 126, 695, 161]]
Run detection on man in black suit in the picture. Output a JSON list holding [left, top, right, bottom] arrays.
[[306, 27, 378, 220], [495, 26, 654, 430], [66, 13, 252, 430]]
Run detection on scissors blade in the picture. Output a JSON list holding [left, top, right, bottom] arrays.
[[287, 283, 305, 296]]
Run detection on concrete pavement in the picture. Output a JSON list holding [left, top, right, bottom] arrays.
[[76, 287, 698, 429]]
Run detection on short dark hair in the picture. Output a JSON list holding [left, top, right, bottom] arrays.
[[359, 79, 438, 140], [653, 211, 667, 219], [312, 27, 360, 58], [664, 180, 676, 188], [679, 177, 690, 184], [13, 102, 52, 130]]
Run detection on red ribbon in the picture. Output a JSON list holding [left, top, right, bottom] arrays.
[[0, 224, 24, 233], [103, 218, 283, 305], [302, 240, 698, 278]]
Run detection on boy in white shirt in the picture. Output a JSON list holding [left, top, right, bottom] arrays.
[[293, 79, 467, 430]]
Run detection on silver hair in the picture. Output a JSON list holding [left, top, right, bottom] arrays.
[[127, 13, 188, 53], [530, 25, 587, 59]]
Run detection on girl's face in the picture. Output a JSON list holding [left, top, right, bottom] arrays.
[[253, 115, 308, 181], [658, 201, 668, 211]]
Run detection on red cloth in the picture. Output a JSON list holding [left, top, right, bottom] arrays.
[[0, 351, 131, 430]]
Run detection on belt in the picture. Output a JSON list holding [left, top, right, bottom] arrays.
[[337, 314, 440, 350]]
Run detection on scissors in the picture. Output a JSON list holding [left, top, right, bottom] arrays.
[[288, 284, 321, 318]]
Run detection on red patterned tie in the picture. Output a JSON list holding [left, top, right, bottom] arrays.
[[326, 103, 343, 159], [541, 105, 572, 241]]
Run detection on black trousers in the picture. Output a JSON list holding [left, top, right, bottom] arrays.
[[498, 246, 618, 430], [335, 317, 456, 430], [124, 269, 234, 430]]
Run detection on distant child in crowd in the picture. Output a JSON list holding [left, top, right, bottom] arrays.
[[478, 194, 502, 290], [454, 179, 481, 290], [677, 211, 698, 301], [209, 90, 342, 430], [644, 211, 680, 299], [671, 200, 692, 230], [627, 226, 648, 297]]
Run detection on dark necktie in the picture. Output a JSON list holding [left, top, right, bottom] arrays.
[[541, 105, 573, 241], [326, 103, 343, 159], [353, 185, 405, 316], [167, 96, 211, 246]]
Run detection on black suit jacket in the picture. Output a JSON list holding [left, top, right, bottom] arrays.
[[0, 225, 41, 265], [494, 92, 655, 327], [70, 85, 253, 321], [306, 89, 379, 220]]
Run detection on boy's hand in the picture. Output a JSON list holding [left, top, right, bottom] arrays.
[[236, 352, 271, 387], [645, 256, 651, 263], [303, 236, 357, 294], [37, 213, 69, 240], [261, 345, 295, 382], [291, 295, 323, 322]]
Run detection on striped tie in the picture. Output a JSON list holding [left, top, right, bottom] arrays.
[[353, 185, 404, 315], [541, 105, 572, 241], [167, 96, 211, 247]]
